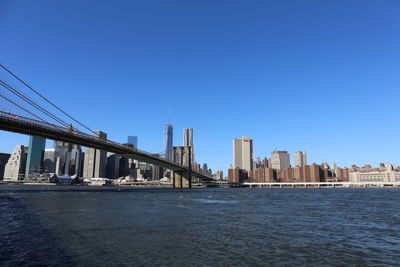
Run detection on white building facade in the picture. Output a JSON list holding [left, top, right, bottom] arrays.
[[350, 169, 400, 183], [233, 136, 253, 172], [3, 145, 28, 182]]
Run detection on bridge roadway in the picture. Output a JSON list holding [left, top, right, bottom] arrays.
[[0, 111, 214, 183]]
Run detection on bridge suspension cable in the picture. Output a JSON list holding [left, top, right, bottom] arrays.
[[0, 93, 47, 122], [0, 64, 99, 137], [0, 79, 71, 128]]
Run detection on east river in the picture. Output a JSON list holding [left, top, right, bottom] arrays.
[[0, 185, 399, 266]]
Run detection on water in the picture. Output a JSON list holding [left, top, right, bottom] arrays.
[[0, 185, 399, 266]]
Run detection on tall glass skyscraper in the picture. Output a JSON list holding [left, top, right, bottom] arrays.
[[127, 136, 138, 149], [25, 135, 46, 178], [164, 124, 173, 160]]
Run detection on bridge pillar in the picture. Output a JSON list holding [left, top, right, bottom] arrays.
[[173, 171, 191, 188], [173, 171, 182, 188]]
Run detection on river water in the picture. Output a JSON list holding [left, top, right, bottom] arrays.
[[0, 185, 399, 266]]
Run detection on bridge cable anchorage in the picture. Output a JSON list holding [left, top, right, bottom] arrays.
[[0, 93, 47, 122], [0, 64, 99, 137], [0, 79, 71, 128]]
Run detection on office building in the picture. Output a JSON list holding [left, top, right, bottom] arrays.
[[294, 151, 307, 167], [213, 170, 224, 180], [25, 136, 46, 178], [271, 150, 290, 170], [233, 136, 253, 172], [0, 153, 11, 180], [106, 154, 121, 179], [43, 148, 55, 173], [3, 145, 28, 181], [127, 136, 138, 149], [202, 163, 208, 173], [54, 141, 82, 176], [83, 131, 107, 178], [164, 124, 173, 161], [183, 128, 194, 164]]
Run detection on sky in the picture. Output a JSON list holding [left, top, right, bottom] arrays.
[[0, 0, 400, 171]]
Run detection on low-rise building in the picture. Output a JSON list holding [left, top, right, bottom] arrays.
[[228, 167, 248, 184], [350, 167, 400, 183], [3, 145, 28, 182]]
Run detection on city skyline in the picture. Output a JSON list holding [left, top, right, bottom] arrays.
[[1, 1, 400, 171]]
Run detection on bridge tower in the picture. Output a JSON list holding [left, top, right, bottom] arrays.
[[172, 146, 192, 188]]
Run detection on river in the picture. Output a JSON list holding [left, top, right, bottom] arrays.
[[0, 185, 399, 266]]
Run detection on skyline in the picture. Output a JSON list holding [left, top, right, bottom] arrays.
[[1, 1, 400, 171]]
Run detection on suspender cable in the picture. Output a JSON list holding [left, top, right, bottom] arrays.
[[0, 64, 99, 137]]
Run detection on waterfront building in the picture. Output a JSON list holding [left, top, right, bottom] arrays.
[[0, 153, 11, 180], [293, 166, 304, 182], [83, 131, 107, 178], [250, 167, 275, 183], [282, 167, 292, 182], [25, 136, 46, 178], [228, 167, 248, 184], [127, 136, 138, 149], [164, 124, 173, 161], [335, 167, 350, 182], [233, 136, 253, 172], [349, 164, 400, 182], [310, 163, 321, 182], [271, 150, 290, 170], [3, 145, 28, 181], [294, 151, 307, 167]]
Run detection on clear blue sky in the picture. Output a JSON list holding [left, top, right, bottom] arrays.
[[0, 0, 400, 171]]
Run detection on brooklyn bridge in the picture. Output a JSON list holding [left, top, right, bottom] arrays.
[[0, 64, 214, 188]]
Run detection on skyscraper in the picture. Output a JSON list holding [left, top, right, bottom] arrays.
[[233, 136, 253, 172], [183, 128, 194, 164], [127, 136, 138, 149], [54, 141, 82, 175], [183, 128, 193, 147], [83, 131, 107, 178], [271, 150, 290, 170], [43, 148, 55, 173], [25, 136, 46, 178], [164, 124, 173, 161], [294, 151, 307, 167]]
